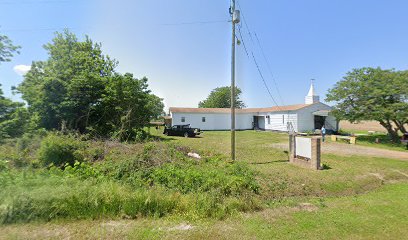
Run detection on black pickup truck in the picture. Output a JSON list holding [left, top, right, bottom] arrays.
[[163, 124, 201, 137]]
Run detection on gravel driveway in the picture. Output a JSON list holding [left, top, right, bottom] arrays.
[[270, 142, 408, 160]]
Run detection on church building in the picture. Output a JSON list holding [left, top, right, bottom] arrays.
[[168, 83, 338, 133]]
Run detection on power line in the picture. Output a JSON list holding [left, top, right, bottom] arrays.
[[1, 20, 228, 33], [254, 32, 285, 105], [237, 26, 249, 58], [160, 20, 229, 26], [236, 22, 281, 107], [0, 0, 72, 4], [236, 1, 285, 106], [250, 52, 281, 108], [1, 27, 85, 33]]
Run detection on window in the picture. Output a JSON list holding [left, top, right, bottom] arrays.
[[282, 115, 285, 124], [267, 115, 270, 124], [202, 117, 206, 122], [181, 117, 185, 123]]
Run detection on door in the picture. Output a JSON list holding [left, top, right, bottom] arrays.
[[253, 116, 258, 129], [314, 116, 325, 130]]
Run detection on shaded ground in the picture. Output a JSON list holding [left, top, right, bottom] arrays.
[[271, 141, 408, 160]]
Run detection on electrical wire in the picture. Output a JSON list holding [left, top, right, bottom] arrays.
[[0, 0, 72, 4], [254, 32, 285, 105], [235, 2, 284, 109], [237, 25, 249, 58], [160, 20, 229, 26]]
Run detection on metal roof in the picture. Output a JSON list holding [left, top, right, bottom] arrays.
[[313, 110, 331, 117], [169, 104, 313, 114]]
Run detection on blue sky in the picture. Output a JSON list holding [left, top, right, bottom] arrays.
[[1, 0, 408, 110]]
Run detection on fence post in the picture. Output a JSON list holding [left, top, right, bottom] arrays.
[[311, 137, 321, 170], [289, 134, 296, 163]]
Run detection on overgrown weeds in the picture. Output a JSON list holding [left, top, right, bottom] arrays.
[[0, 135, 262, 224]]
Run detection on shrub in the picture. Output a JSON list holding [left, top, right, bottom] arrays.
[[37, 133, 86, 167], [0, 141, 263, 223], [0, 160, 9, 172]]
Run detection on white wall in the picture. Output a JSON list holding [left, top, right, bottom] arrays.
[[171, 112, 254, 130], [261, 112, 298, 132], [170, 102, 337, 132], [297, 102, 337, 132]]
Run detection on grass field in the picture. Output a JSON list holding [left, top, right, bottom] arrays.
[[2, 183, 407, 239], [335, 130, 407, 152], [1, 130, 407, 239]]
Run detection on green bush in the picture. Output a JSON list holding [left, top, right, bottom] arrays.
[[150, 159, 260, 196], [0, 160, 9, 172], [0, 141, 263, 224], [0, 174, 180, 224], [37, 133, 86, 167], [0, 169, 261, 224]]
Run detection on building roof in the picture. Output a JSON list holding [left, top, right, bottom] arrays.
[[313, 110, 331, 117], [169, 104, 312, 114]]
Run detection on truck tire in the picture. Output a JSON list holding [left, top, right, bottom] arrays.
[[184, 132, 189, 138]]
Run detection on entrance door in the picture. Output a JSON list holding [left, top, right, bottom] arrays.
[[314, 116, 325, 130], [253, 116, 265, 130], [253, 116, 258, 129]]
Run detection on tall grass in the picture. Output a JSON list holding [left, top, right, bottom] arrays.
[[0, 140, 262, 224]]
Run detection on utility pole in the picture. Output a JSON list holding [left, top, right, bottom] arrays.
[[230, 0, 240, 161]]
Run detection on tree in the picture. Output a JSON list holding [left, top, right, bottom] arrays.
[[0, 84, 29, 139], [0, 33, 26, 139], [18, 30, 117, 131], [93, 73, 162, 140], [198, 86, 246, 108], [0, 32, 20, 64], [17, 30, 164, 140], [326, 67, 408, 141], [147, 94, 165, 120]]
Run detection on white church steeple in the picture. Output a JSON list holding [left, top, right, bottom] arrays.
[[305, 79, 320, 104]]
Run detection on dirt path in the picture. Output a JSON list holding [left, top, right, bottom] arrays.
[[270, 142, 408, 160]]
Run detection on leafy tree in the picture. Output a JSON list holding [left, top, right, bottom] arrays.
[[0, 32, 20, 64], [0, 33, 26, 139], [0, 84, 29, 139], [147, 94, 165, 120], [94, 73, 161, 141], [326, 67, 408, 141], [17, 30, 164, 140], [18, 30, 117, 131], [198, 86, 246, 108]]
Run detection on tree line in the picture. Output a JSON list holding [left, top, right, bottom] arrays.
[[1, 30, 407, 142], [326, 67, 407, 141], [0, 30, 164, 141]]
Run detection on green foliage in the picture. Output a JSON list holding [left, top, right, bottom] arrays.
[[17, 30, 164, 140], [100, 143, 259, 196], [326, 67, 408, 140], [0, 142, 261, 224], [0, 172, 179, 224], [199, 86, 246, 108], [95, 73, 160, 141], [0, 32, 20, 63], [0, 85, 30, 140], [0, 160, 9, 172], [37, 133, 86, 167], [150, 157, 259, 196]]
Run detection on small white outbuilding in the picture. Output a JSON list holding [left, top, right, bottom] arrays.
[[168, 83, 338, 133]]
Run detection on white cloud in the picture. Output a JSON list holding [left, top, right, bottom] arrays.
[[13, 65, 31, 76]]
